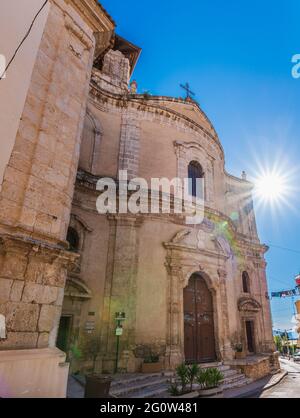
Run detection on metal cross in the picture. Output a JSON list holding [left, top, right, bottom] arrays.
[[180, 82, 195, 100]]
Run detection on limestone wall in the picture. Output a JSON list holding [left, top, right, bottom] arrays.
[[65, 32, 274, 373], [0, 0, 50, 191], [0, 0, 116, 352]]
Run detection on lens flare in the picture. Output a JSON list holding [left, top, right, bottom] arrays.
[[255, 171, 286, 202]]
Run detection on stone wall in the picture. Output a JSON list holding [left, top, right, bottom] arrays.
[[68, 85, 275, 372], [0, 0, 115, 397], [229, 354, 280, 381], [0, 0, 50, 191], [0, 0, 99, 351]]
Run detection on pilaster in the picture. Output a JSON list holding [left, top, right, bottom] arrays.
[[100, 215, 142, 373]]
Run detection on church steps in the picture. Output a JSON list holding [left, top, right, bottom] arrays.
[[111, 373, 166, 389], [130, 385, 170, 399], [222, 377, 253, 390], [111, 375, 170, 397], [222, 369, 242, 378], [110, 364, 253, 398]]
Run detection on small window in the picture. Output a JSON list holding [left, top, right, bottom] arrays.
[[188, 161, 204, 198], [242, 271, 250, 293], [67, 227, 80, 252]]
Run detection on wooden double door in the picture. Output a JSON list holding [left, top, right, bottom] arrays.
[[184, 274, 216, 363]]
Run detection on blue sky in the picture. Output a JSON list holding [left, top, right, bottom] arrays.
[[100, 0, 300, 330]]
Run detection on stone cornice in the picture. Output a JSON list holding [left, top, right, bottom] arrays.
[[0, 234, 79, 269], [67, 0, 115, 32], [89, 84, 225, 160], [129, 94, 218, 137], [74, 171, 263, 248], [225, 171, 254, 189], [163, 241, 229, 261]]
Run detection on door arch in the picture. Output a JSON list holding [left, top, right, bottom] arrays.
[[184, 273, 216, 363]]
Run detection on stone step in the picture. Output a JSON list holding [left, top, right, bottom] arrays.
[[111, 376, 169, 397], [222, 373, 248, 385], [111, 373, 165, 389], [199, 364, 231, 373], [198, 362, 223, 369], [132, 385, 170, 399], [222, 369, 241, 379], [110, 363, 252, 398], [222, 377, 252, 390]]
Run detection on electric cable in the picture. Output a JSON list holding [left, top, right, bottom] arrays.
[[0, 0, 48, 80]]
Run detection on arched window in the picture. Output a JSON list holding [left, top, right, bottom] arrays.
[[242, 271, 250, 293], [188, 161, 204, 198], [67, 227, 80, 252]]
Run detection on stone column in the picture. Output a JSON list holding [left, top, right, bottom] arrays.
[[257, 264, 275, 353], [165, 262, 184, 370], [217, 269, 234, 360], [0, 0, 114, 398]]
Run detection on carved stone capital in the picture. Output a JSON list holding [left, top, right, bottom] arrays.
[[218, 269, 227, 280], [0, 234, 79, 273]]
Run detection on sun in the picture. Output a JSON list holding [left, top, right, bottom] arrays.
[[255, 171, 285, 201], [251, 162, 298, 215]]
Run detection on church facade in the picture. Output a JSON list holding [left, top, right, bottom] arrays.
[[58, 35, 277, 375], [0, 1, 279, 397]]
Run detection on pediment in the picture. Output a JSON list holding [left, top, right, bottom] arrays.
[[65, 277, 92, 300], [238, 297, 261, 313], [161, 100, 217, 138], [166, 226, 228, 259]]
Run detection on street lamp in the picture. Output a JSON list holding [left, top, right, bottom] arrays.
[[115, 312, 126, 374]]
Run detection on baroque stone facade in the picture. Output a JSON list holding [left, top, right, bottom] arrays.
[[0, 0, 115, 397], [0, 1, 278, 397], [58, 30, 277, 376]]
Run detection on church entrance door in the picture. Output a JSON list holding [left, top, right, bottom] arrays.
[[184, 273, 216, 363]]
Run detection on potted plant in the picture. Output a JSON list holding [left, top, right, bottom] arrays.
[[187, 363, 200, 392], [168, 364, 199, 398], [141, 354, 162, 373], [85, 375, 112, 399], [234, 343, 246, 360], [196, 368, 224, 398], [73, 334, 112, 398]]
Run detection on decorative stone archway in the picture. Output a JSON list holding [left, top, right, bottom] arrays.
[[184, 272, 217, 363], [58, 277, 92, 372], [238, 296, 262, 354], [163, 227, 234, 369]]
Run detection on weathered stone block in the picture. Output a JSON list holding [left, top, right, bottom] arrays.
[[22, 283, 58, 305], [43, 264, 67, 288], [37, 332, 50, 348], [0, 278, 13, 303], [1, 253, 28, 280], [10, 280, 25, 302], [25, 258, 46, 283], [55, 288, 65, 307], [2, 302, 40, 332], [38, 305, 61, 332], [0, 332, 38, 349]]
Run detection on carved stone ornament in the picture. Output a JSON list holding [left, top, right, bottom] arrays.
[[171, 229, 191, 244], [238, 297, 262, 313]]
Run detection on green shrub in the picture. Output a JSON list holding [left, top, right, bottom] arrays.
[[197, 368, 224, 390], [175, 363, 190, 392], [234, 343, 243, 353], [168, 381, 180, 396], [187, 364, 200, 391]]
